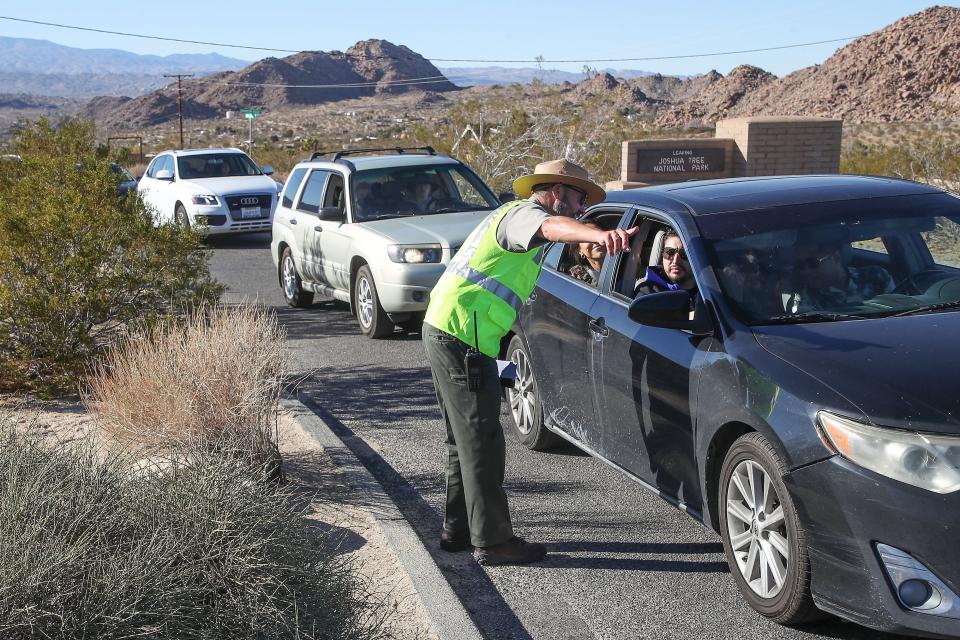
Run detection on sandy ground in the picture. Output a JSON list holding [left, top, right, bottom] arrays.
[[0, 396, 437, 640]]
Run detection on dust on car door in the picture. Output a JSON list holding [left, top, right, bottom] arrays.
[[292, 168, 330, 284], [589, 209, 712, 512]]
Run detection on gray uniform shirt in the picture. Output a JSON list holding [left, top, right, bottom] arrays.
[[495, 200, 551, 253]]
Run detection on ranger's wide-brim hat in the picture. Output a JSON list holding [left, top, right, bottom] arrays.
[[512, 158, 606, 207]]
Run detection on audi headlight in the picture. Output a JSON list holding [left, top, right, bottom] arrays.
[[387, 244, 442, 264], [191, 194, 219, 206], [818, 411, 960, 494]]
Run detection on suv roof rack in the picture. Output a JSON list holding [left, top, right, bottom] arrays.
[[309, 146, 437, 163]]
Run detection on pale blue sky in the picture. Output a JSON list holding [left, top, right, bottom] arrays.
[[1, 1, 955, 76]]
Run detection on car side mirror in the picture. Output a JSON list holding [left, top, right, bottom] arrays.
[[261, 165, 274, 176], [628, 289, 712, 334], [317, 206, 345, 222], [156, 169, 174, 181], [499, 191, 517, 204]]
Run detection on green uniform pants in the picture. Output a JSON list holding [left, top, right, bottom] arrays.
[[423, 322, 514, 548]]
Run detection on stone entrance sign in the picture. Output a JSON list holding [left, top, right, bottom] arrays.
[[606, 117, 843, 191], [619, 138, 735, 188]]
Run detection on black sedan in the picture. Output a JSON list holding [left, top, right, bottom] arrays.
[[503, 175, 960, 638]]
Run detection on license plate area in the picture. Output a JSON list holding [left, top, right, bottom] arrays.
[[240, 206, 262, 219]]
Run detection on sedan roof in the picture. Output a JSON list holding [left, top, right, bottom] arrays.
[[603, 175, 945, 216]]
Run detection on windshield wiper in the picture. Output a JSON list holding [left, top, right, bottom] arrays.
[[887, 300, 960, 317], [762, 312, 867, 324]]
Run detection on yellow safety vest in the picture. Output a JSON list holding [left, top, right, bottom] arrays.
[[424, 199, 543, 357]]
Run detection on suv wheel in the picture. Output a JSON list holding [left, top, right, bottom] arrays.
[[719, 432, 820, 624], [354, 265, 393, 338], [506, 334, 560, 450], [175, 203, 190, 228], [280, 247, 313, 308]]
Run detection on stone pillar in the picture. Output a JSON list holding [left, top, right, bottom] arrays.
[[715, 116, 842, 176]]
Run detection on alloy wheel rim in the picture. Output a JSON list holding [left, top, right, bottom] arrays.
[[282, 256, 297, 300], [357, 276, 373, 328], [508, 347, 535, 435], [726, 459, 789, 599]]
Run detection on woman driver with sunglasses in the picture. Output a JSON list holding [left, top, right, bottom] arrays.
[[634, 231, 698, 306]]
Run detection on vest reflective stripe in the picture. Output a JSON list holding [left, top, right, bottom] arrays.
[[446, 262, 523, 311], [424, 199, 544, 357]]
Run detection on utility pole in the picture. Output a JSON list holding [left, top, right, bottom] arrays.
[[163, 74, 194, 149], [240, 107, 264, 158]]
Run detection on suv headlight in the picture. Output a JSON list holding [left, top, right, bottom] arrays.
[[191, 195, 219, 206], [818, 411, 960, 494], [387, 244, 442, 264]]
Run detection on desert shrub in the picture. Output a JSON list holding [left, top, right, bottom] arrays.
[[86, 305, 285, 470], [0, 118, 221, 395], [0, 427, 378, 639]]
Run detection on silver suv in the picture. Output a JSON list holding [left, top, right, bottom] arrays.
[[270, 147, 503, 337]]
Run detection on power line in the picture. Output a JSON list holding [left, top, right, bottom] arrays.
[[0, 15, 863, 64]]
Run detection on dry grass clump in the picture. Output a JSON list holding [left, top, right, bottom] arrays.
[[85, 305, 285, 470], [0, 426, 382, 639]]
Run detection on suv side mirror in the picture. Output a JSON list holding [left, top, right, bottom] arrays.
[[499, 191, 517, 204], [156, 169, 174, 181], [628, 289, 712, 334], [317, 206, 345, 222], [261, 165, 274, 176]]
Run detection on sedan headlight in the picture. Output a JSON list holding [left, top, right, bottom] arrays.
[[387, 244, 442, 264], [191, 195, 219, 206], [818, 411, 960, 494]]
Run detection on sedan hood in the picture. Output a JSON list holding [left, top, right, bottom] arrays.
[[178, 176, 279, 195], [361, 209, 490, 246], [753, 313, 960, 434]]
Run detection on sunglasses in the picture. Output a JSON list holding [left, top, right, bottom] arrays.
[[662, 247, 688, 261], [563, 185, 588, 207]]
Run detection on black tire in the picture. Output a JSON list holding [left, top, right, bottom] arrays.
[[353, 265, 393, 338], [279, 246, 313, 308], [505, 334, 561, 450], [718, 432, 821, 625], [175, 203, 190, 228]]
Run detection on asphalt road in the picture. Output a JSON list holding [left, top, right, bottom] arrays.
[[209, 232, 915, 640]]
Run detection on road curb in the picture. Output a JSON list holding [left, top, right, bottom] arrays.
[[280, 396, 484, 640]]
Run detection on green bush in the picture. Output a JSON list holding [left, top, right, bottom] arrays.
[[0, 118, 221, 395], [0, 427, 379, 639]]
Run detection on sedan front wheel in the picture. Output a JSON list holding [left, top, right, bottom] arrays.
[[506, 334, 560, 450], [719, 432, 820, 624]]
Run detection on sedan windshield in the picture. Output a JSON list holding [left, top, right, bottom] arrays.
[[177, 153, 261, 179], [700, 193, 960, 324], [351, 164, 499, 221]]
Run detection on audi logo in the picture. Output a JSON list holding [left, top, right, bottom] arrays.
[[240, 197, 260, 206]]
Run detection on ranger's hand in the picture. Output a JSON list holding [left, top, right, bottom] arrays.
[[598, 226, 640, 255]]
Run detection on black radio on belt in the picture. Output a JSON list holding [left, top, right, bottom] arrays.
[[464, 311, 483, 391]]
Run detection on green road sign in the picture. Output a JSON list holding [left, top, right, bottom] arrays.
[[240, 107, 264, 120]]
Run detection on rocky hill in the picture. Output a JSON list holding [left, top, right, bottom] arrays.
[[93, 39, 457, 128], [652, 6, 960, 125], [567, 73, 663, 109], [655, 65, 776, 127]]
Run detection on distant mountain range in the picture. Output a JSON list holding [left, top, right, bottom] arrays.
[[0, 36, 249, 74]]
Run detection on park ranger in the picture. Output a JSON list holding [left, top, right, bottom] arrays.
[[423, 158, 638, 565]]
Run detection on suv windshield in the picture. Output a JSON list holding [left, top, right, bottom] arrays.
[[700, 193, 960, 324], [177, 153, 262, 179], [351, 163, 499, 221]]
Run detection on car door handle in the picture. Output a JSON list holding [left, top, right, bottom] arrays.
[[289, 219, 297, 225], [588, 317, 609, 337], [314, 225, 322, 232]]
